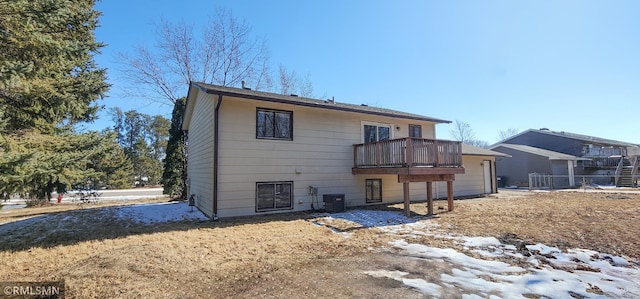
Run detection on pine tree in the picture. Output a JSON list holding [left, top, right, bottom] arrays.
[[0, 0, 109, 131], [0, 131, 117, 200], [109, 109, 169, 187], [0, 0, 110, 201], [90, 138, 134, 189], [162, 97, 187, 199]]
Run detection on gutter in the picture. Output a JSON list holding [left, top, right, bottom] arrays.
[[212, 94, 222, 220]]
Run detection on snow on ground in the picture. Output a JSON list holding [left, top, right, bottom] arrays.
[[0, 202, 208, 229], [313, 210, 421, 227], [113, 202, 208, 224], [319, 209, 640, 299]]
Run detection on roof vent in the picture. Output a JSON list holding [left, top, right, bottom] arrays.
[[361, 104, 368, 106], [540, 128, 549, 131], [241, 80, 251, 90], [290, 94, 298, 97]]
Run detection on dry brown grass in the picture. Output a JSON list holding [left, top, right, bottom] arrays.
[[423, 190, 640, 259], [1, 190, 638, 298]]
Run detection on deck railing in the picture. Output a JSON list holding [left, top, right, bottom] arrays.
[[353, 137, 463, 168], [582, 156, 622, 169]]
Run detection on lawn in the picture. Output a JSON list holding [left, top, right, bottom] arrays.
[[0, 190, 638, 298]]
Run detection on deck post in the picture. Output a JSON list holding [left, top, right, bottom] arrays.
[[403, 182, 410, 217], [447, 180, 454, 211], [426, 181, 433, 216]]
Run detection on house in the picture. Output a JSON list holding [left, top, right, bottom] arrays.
[[490, 144, 590, 188], [491, 128, 640, 188], [182, 82, 506, 219]]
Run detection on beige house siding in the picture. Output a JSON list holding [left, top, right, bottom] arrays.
[[185, 89, 215, 216], [433, 156, 495, 198], [185, 91, 496, 218], [214, 95, 441, 217]]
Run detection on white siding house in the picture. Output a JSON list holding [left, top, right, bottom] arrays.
[[183, 82, 504, 219]]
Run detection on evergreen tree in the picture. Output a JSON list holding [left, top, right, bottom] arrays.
[[162, 97, 187, 199], [0, 131, 117, 200], [109, 108, 169, 186], [0, 0, 109, 132], [90, 138, 134, 189], [0, 0, 109, 201]]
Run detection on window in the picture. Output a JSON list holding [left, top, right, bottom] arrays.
[[363, 123, 391, 143], [257, 108, 293, 140], [365, 179, 382, 203], [409, 124, 422, 138], [256, 182, 293, 212]]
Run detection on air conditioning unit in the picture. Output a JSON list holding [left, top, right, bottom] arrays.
[[323, 194, 345, 213]]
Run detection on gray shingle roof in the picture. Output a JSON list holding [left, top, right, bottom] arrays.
[[491, 144, 590, 160], [191, 82, 451, 123], [503, 129, 639, 147], [461, 144, 510, 157]]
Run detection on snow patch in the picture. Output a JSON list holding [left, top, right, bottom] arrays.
[[365, 270, 442, 297], [462, 236, 502, 247], [313, 210, 418, 227], [319, 208, 640, 298], [113, 202, 208, 224]]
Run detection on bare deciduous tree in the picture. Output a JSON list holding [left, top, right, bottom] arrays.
[[449, 120, 476, 143], [298, 73, 314, 98], [449, 120, 489, 148], [117, 8, 271, 104], [278, 65, 315, 97], [278, 65, 298, 96], [497, 128, 520, 141]]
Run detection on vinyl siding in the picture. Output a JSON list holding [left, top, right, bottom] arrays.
[[494, 146, 552, 187], [186, 90, 215, 217], [187, 92, 490, 218], [215, 95, 442, 217], [432, 156, 493, 198]]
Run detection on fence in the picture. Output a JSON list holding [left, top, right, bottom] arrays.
[[528, 173, 639, 190]]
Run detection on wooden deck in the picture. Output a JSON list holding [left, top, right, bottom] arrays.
[[352, 137, 465, 217], [352, 137, 465, 175]]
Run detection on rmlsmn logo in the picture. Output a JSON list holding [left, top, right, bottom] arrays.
[[1, 281, 65, 299]]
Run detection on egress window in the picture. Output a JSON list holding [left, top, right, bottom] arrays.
[[256, 182, 293, 212], [257, 108, 293, 140]]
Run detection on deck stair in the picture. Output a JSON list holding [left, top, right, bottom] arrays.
[[616, 156, 638, 187]]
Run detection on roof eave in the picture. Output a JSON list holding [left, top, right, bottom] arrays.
[[194, 82, 451, 124]]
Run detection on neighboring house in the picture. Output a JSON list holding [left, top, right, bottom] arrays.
[[183, 82, 506, 219], [490, 144, 589, 188], [491, 128, 640, 188]]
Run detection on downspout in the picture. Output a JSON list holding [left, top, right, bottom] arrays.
[[213, 94, 222, 220]]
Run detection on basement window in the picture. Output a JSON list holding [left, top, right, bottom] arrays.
[[256, 181, 293, 212], [257, 108, 293, 140], [365, 179, 382, 203]]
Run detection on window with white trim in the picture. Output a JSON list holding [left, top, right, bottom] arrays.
[[363, 122, 392, 143], [256, 181, 293, 212]]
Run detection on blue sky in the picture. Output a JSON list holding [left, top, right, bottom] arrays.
[[92, 0, 640, 144]]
